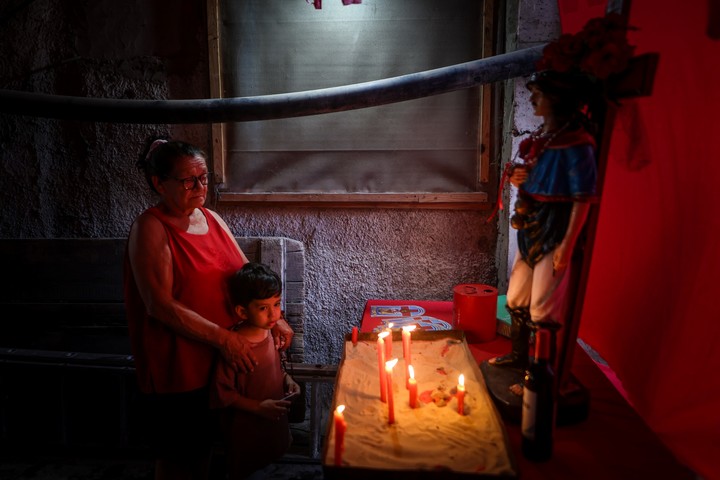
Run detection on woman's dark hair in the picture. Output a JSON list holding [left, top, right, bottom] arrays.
[[135, 136, 208, 194], [228, 263, 283, 308]]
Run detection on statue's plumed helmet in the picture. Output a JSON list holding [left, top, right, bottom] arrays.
[[526, 70, 595, 113]]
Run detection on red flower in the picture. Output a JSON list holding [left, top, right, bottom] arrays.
[[537, 14, 635, 81], [580, 42, 633, 79]]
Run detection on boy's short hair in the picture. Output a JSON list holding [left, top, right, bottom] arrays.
[[227, 262, 282, 307]]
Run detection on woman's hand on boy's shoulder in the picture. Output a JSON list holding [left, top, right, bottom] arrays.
[[219, 330, 258, 373]]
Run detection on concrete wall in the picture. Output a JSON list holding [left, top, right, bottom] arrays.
[[0, 0, 557, 366]]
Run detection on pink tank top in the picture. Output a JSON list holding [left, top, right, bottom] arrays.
[[124, 206, 246, 394]]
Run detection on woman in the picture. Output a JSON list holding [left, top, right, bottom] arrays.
[[489, 70, 598, 395], [124, 137, 294, 480]]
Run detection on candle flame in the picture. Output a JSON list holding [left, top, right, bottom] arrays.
[[458, 374, 465, 387], [408, 365, 415, 379], [388, 322, 394, 329], [336, 404, 345, 414], [378, 331, 389, 339], [385, 358, 398, 370], [402, 325, 416, 332]]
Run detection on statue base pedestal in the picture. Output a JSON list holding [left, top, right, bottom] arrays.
[[479, 360, 590, 426]]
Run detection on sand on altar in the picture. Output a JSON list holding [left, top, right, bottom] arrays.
[[323, 330, 517, 478]]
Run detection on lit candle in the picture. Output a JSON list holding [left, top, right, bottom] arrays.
[[385, 358, 398, 424], [408, 365, 418, 409], [334, 405, 347, 466], [351, 326, 358, 346], [384, 322, 394, 359], [402, 325, 415, 361], [377, 332, 389, 402], [402, 325, 416, 388], [457, 374, 465, 415]]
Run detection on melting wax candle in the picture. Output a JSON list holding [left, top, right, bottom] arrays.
[[402, 325, 416, 361], [377, 332, 389, 402], [384, 323, 394, 359], [402, 325, 416, 388], [334, 405, 347, 466], [385, 358, 398, 424], [408, 365, 418, 409], [457, 373, 466, 415]]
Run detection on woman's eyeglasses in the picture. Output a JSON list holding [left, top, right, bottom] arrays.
[[167, 173, 210, 190]]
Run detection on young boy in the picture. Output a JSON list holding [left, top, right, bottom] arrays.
[[210, 262, 301, 479]]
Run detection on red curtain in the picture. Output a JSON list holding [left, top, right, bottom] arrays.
[[566, 1, 720, 479]]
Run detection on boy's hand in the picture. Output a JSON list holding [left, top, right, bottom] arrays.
[[281, 391, 300, 402], [257, 398, 291, 421], [284, 378, 301, 398]]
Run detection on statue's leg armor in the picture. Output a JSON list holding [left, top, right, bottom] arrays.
[[490, 305, 531, 370]]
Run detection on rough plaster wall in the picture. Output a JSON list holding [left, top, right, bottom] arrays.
[[0, 0, 498, 369], [0, 0, 208, 237], [217, 207, 495, 365]]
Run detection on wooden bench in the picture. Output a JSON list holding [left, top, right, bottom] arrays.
[[0, 237, 335, 458]]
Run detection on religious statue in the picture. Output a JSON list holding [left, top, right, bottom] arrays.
[[488, 13, 635, 397]]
